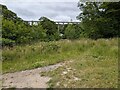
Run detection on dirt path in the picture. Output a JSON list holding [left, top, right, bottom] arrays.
[[2, 62, 64, 88]]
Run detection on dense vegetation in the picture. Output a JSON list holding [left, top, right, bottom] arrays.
[[2, 38, 118, 88], [77, 2, 120, 39], [1, 5, 60, 47], [41, 39, 118, 88], [1, 2, 120, 47], [1, 2, 119, 88]]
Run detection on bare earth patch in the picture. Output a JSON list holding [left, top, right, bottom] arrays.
[[2, 62, 64, 88]]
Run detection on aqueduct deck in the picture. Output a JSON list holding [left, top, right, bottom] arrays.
[[25, 21, 80, 32], [25, 21, 80, 25]]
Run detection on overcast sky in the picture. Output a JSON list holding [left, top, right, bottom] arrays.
[[0, 0, 81, 21]]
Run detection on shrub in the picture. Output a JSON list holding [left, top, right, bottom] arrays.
[[64, 24, 81, 39], [2, 38, 15, 47]]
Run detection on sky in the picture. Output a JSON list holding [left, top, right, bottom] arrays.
[[0, 0, 81, 22]]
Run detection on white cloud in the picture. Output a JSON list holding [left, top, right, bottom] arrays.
[[0, 0, 81, 21], [53, 15, 71, 21], [0, 0, 79, 3]]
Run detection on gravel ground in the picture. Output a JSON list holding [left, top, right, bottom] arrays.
[[2, 62, 63, 88]]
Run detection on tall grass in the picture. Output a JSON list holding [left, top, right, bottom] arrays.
[[40, 38, 118, 88], [2, 38, 118, 74]]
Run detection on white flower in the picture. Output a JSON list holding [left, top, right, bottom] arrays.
[[62, 71, 67, 74]]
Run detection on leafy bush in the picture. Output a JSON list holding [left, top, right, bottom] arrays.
[[77, 2, 120, 39], [2, 5, 55, 46], [39, 17, 60, 41], [64, 24, 81, 39], [2, 38, 15, 47]]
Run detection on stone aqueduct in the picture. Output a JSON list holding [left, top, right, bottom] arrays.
[[25, 21, 80, 32]]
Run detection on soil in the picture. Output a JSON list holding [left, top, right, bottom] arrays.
[[2, 62, 64, 88]]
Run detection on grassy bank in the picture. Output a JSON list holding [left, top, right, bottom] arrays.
[[2, 38, 93, 73], [40, 38, 118, 88], [2, 38, 118, 88], [2, 38, 118, 83]]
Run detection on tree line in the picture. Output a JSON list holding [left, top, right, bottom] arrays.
[[77, 2, 120, 39], [1, 5, 59, 46], [1, 1, 120, 47]]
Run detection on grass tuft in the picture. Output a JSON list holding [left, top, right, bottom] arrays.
[[2, 38, 118, 88]]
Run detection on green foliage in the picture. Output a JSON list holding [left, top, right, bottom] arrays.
[[64, 24, 76, 39], [1, 38, 15, 47], [2, 19, 16, 40], [64, 24, 81, 39], [2, 5, 61, 47], [2, 18, 31, 44], [29, 24, 47, 41], [2, 39, 118, 88], [2, 5, 51, 46], [39, 17, 60, 41], [41, 38, 118, 88], [41, 43, 60, 54], [77, 2, 120, 39], [2, 4, 23, 22]]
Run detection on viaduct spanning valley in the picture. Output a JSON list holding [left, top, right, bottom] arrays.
[[24, 20, 81, 31], [25, 21, 81, 25]]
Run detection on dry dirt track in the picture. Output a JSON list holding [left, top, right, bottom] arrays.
[[2, 63, 64, 88]]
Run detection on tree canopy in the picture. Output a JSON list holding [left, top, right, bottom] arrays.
[[77, 2, 120, 39], [1, 1, 120, 47]]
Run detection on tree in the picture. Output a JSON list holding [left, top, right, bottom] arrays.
[[39, 17, 60, 41], [2, 4, 23, 23], [100, 2, 120, 37], [77, 1, 120, 39], [2, 4, 51, 46], [64, 24, 81, 39], [2, 4, 48, 46], [31, 23, 47, 41]]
